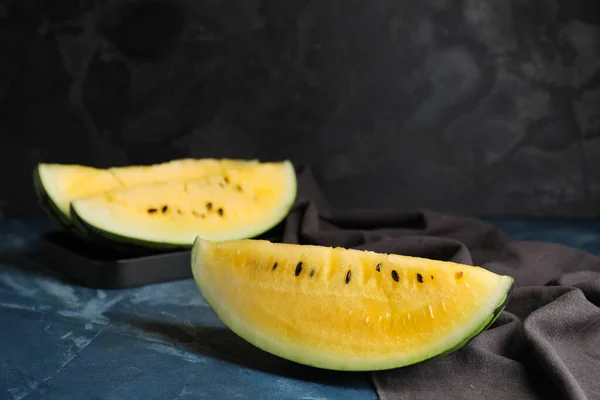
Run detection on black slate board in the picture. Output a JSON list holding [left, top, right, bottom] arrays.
[[39, 231, 193, 289], [39, 221, 285, 289]]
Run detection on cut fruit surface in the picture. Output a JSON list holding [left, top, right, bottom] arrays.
[[34, 158, 259, 225], [191, 238, 514, 371], [70, 161, 297, 249]]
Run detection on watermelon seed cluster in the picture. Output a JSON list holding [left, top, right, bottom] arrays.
[[378, 262, 453, 284], [277, 260, 456, 286], [145, 200, 227, 219], [142, 175, 247, 218], [205, 202, 224, 217]]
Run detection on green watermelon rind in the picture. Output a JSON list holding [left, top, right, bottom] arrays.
[[69, 203, 191, 253], [433, 283, 513, 361], [32, 165, 86, 237], [191, 238, 515, 372]]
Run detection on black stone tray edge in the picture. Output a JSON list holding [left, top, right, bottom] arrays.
[[39, 231, 192, 290]]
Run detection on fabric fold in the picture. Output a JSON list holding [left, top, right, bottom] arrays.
[[280, 166, 600, 400]]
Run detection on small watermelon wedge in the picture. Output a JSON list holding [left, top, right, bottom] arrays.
[[191, 237, 514, 371], [34, 159, 296, 250]]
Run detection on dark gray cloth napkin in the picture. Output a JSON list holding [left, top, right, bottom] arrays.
[[280, 167, 600, 400]]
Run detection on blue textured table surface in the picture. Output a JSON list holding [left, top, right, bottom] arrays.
[[2, 218, 600, 400]]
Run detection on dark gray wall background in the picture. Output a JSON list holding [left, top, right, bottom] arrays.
[[1, 0, 599, 219]]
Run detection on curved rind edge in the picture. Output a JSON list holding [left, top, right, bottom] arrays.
[[70, 203, 182, 254], [433, 279, 514, 360], [33, 164, 83, 237]]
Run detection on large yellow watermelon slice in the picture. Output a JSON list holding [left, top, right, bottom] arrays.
[[191, 238, 514, 371]]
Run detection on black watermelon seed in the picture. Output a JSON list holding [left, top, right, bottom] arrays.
[[455, 271, 464, 280], [417, 273, 424, 283], [272, 262, 278, 271], [206, 202, 213, 210], [431, 275, 434, 280], [217, 208, 224, 216], [376, 263, 381, 272], [345, 270, 352, 284], [147, 208, 157, 214], [235, 185, 243, 192], [309, 269, 315, 277], [224, 176, 230, 183], [295, 262, 303, 276], [161, 205, 168, 213], [391, 270, 399, 282]]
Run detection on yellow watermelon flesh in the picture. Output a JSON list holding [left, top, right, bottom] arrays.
[[69, 161, 297, 249], [34, 158, 259, 224]]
